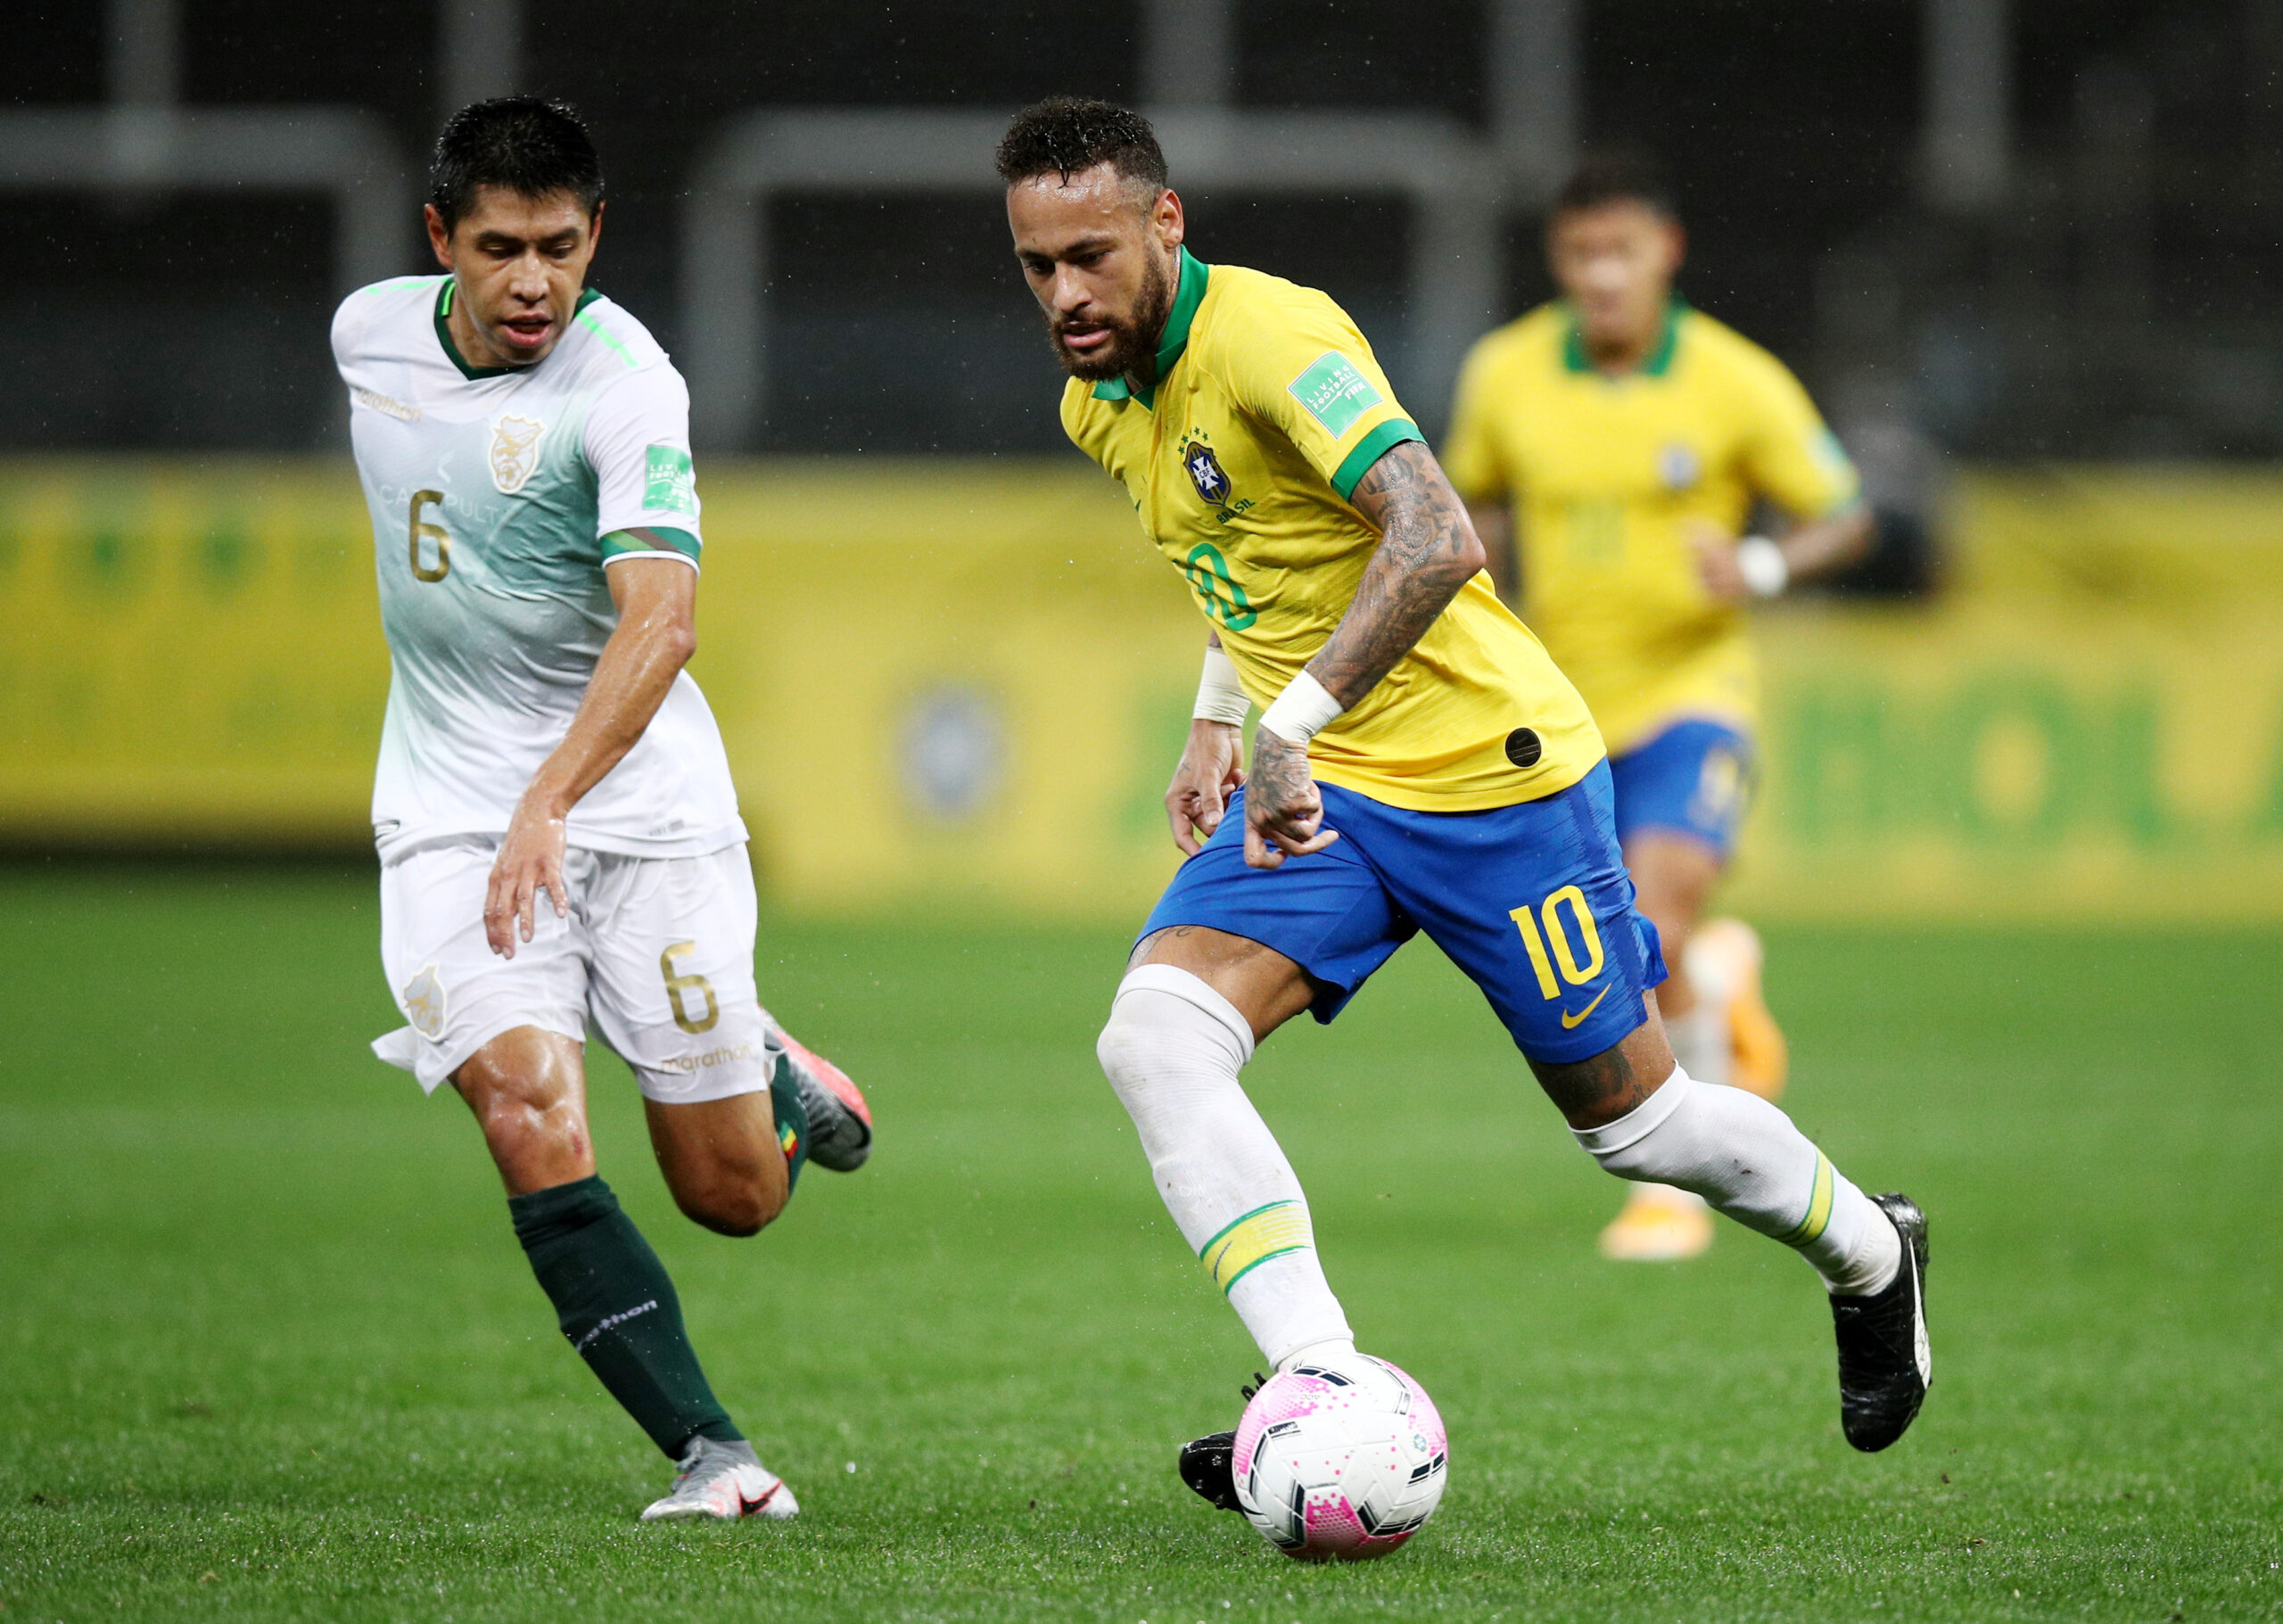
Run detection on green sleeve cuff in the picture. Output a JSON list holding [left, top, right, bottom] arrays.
[[1331, 418, 1425, 500], [601, 526, 701, 562]]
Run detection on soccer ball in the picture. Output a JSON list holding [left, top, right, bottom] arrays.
[[1232, 1354, 1448, 1561]]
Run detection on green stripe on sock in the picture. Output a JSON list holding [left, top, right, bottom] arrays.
[[1197, 1199, 1293, 1261], [1198, 1199, 1313, 1294], [1777, 1152, 1836, 1248], [1219, 1244, 1309, 1293]]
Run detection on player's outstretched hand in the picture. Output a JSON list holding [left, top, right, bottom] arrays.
[[1166, 718, 1248, 855], [1243, 729, 1339, 870], [485, 797, 571, 959]]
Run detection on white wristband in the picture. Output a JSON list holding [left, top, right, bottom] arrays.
[[1735, 535, 1790, 598], [1257, 671, 1344, 747], [1193, 646, 1251, 725]]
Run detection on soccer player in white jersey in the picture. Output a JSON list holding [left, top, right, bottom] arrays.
[[333, 99, 873, 1523]]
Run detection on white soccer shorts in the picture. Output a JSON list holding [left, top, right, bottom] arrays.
[[372, 837, 777, 1105]]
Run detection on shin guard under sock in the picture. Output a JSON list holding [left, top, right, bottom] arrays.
[[1097, 965, 1355, 1368], [508, 1175, 741, 1456]]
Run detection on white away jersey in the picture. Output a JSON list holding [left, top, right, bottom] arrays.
[[333, 276, 745, 861]]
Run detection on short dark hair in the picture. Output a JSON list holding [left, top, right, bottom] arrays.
[[429, 96, 605, 231], [1552, 147, 1677, 221], [995, 96, 1168, 193]]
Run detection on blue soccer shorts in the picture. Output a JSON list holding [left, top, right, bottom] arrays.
[[1139, 762, 1667, 1066], [1606, 718, 1756, 861]]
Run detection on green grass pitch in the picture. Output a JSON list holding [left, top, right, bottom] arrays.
[[1, 863, 2279, 1622]]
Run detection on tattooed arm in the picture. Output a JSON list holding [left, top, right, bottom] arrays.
[[1243, 441, 1488, 870], [1311, 441, 1489, 704]]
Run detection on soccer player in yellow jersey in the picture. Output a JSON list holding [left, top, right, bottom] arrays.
[[1444, 153, 1875, 1264], [996, 99, 1931, 1508]]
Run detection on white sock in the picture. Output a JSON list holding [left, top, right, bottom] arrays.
[[1573, 1067, 1901, 1295], [1096, 965, 1355, 1367], [1621, 1001, 1727, 1214]]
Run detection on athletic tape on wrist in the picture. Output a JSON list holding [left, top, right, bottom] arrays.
[[1257, 671, 1344, 746], [1736, 535, 1790, 598], [1192, 646, 1252, 726]]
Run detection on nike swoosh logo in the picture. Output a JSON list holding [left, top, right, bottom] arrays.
[[1561, 986, 1611, 1028], [1908, 1248, 1932, 1384]]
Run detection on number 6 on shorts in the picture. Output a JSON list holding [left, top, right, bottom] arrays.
[[659, 941, 721, 1034]]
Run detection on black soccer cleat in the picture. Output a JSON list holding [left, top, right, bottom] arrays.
[[1178, 1373, 1269, 1512], [1178, 1430, 1242, 1512], [1832, 1191, 1932, 1452]]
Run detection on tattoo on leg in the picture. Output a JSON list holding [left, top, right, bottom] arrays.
[[1529, 1043, 1655, 1126], [1127, 926, 1197, 974]]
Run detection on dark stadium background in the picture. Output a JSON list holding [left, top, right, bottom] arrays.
[[1, 0, 2258, 464]]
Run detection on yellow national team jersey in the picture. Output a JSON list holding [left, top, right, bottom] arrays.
[[1441, 301, 1860, 755], [1062, 250, 1603, 812]]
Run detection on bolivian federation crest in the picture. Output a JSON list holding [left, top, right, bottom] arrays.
[[489, 414, 546, 495], [1183, 438, 1232, 507], [401, 962, 447, 1041]]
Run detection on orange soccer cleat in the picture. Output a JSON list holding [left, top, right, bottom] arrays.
[[1597, 1184, 1715, 1261], [1689, 917, 1789, 1103]]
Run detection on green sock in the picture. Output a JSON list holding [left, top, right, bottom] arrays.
[[771, 1051, 810, 1192], [508, 1175, 742, 1458]]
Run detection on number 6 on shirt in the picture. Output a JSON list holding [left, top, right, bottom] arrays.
[[408, 489, 450, 581]]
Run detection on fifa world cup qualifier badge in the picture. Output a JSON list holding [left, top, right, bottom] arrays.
[[1183, 435, 1233, 508]]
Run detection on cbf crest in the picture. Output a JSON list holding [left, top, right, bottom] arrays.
[[489, 414, 546, 495], [1182, 436, 1233, 507], [1656, 440, 1702, 492]]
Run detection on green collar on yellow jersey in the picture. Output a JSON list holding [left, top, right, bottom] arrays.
[[434, 280, 603, 381], [1560, 296, 1685, 379], [1091, 246, 1210, 408]]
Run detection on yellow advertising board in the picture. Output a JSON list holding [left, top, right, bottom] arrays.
[[0, 458, 387, 842], [1737, 468, 2283, 922], [4, 457, 2281, 922]]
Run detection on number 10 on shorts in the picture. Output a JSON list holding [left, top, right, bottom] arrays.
[[1509, 886, 1605, 998]]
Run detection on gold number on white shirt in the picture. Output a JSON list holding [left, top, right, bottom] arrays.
[[408, 489, 450, 582]]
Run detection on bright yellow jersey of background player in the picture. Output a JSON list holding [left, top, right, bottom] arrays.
[[1442, 300, 1861, 754], [1062, 249, 1603, 813]]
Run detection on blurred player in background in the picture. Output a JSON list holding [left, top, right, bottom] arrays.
[[333, 98, 873, 1521], [999, 98, 1930, 1500], [1444, 152, 1873, 1262]]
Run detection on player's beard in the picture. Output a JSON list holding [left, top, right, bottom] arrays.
[[1047, 251, 1174, 383]]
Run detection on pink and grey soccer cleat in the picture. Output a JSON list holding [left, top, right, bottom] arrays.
[[778, 1029, 872, 1173], [639, 1436, 798, 1522]]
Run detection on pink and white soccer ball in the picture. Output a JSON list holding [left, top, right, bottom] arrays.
[[1232, 1354, 1448, 1562]]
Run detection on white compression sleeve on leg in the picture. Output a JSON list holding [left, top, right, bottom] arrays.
[[1572, 1068, 1901, 1295], [1097, 965, 1355, 1368], [1626, 1002, 1728, 1215]]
